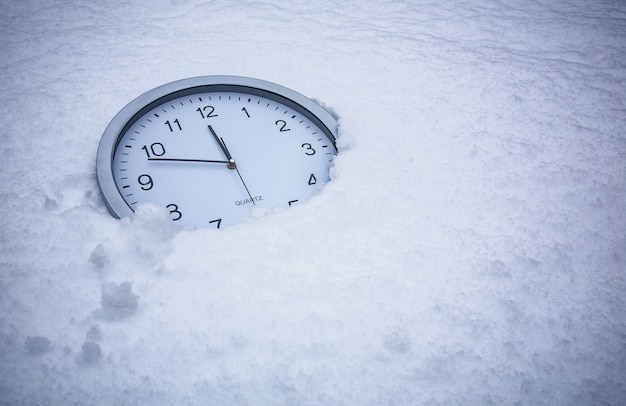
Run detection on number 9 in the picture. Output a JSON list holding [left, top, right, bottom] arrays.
[[138, 174, 153, 190]]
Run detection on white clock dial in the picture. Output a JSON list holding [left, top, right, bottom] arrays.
[[97, 76, 338, 228]]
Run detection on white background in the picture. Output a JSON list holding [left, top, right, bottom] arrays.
[[1, 0, 624, 404]]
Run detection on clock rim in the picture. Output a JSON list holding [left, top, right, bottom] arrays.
[[96, 75, 339, 220]]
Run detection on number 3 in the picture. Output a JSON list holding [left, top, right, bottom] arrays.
[[167, 203, 182, 221], [301, 143, 316, 155]]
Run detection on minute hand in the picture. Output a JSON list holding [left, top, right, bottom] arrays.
[[208, 125, 236, 169], [148, 157, 230, 164]]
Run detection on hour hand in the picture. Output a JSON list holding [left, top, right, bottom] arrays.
[[208, 125, 236, 169]]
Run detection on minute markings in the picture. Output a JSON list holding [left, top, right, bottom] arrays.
[[107, 87, 336, 229]]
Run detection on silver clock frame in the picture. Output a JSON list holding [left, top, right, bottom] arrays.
[[96, 75, 339, 220]]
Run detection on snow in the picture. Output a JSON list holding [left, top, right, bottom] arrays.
[[1, 0, 625, 404]]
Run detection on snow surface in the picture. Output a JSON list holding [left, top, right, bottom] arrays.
[[1, 0, 625, 404]]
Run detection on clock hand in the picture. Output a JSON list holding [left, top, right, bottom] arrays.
[[208, 128, 256, 206], [223, 140, 256, 205], [234, 166, 256, 206], [148, 157, 230, 164], [208, 125, 236, 169]]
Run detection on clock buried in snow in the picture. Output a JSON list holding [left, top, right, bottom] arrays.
[[96, 76, 338, 228]]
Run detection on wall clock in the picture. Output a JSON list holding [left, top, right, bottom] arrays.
[[96, 76, 338, 228]]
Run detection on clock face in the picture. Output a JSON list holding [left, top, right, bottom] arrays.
[[97, 76, 338, 228]]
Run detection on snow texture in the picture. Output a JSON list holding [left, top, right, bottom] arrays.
[[1, 0, 625, 404]]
